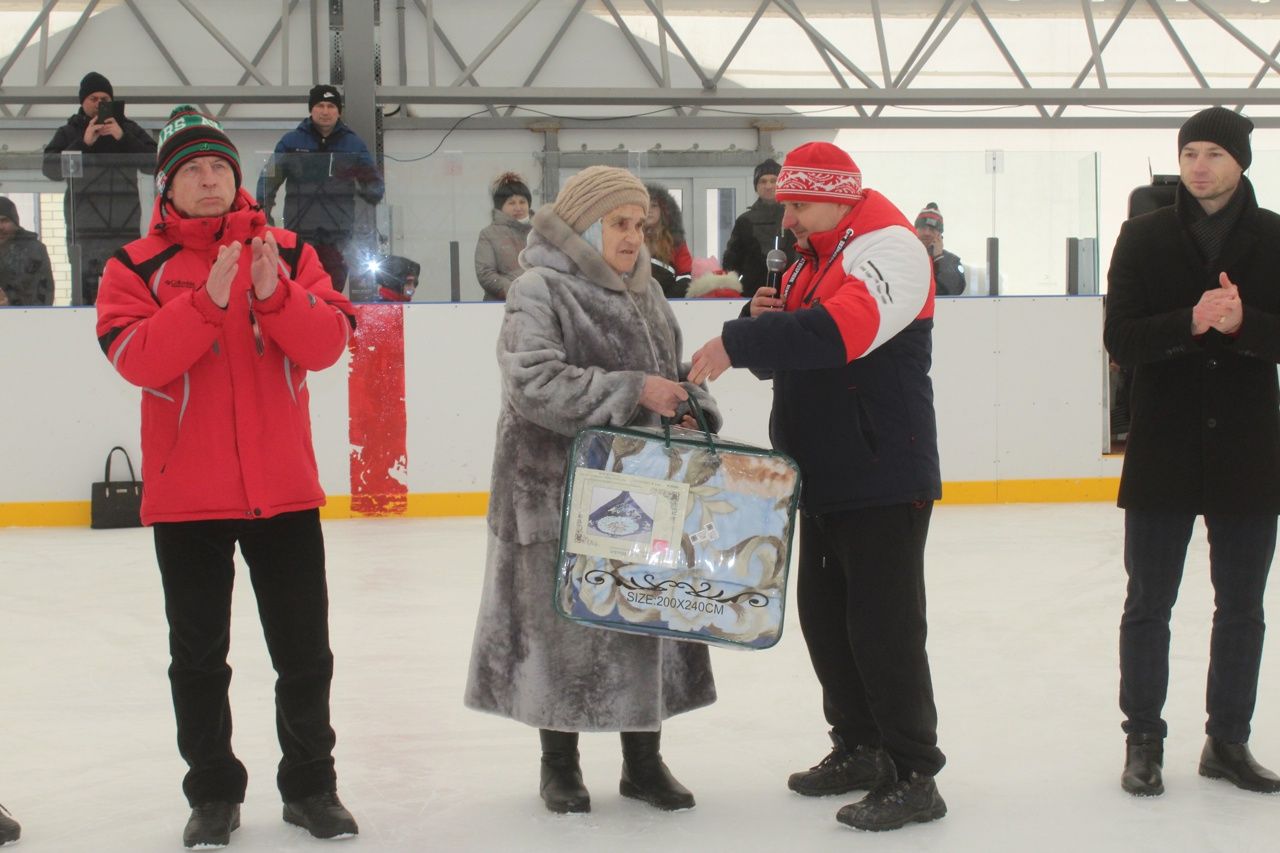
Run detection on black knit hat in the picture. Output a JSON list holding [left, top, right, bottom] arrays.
[[915, 203, 944, 233], [0, 196, 18, 226], [1179, 107, 1253, 170], [156, 105, 242, 194], [491, 172, 532, 210], [309, 84, 343, 111], [78, 71, 113, 102], [753, 158, 781, 188]]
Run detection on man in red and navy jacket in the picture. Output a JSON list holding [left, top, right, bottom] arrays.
[[96, 105, 359, 849], [690, 141, 945, 832]]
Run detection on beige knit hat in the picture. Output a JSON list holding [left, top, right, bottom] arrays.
[[551, 165, 650, 233]]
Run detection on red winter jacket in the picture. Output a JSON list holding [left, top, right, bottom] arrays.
[[720, 189, 941, 513], [96, 188, 355, 524]]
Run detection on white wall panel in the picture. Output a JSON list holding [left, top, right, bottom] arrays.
[[0, 296, 1117, 511]]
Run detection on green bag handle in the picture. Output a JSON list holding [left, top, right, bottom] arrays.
[[662, 392, 716, 453]]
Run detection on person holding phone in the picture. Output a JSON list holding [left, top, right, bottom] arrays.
[[42, 71, 156, 305]]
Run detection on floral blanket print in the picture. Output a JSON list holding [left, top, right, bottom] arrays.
[[557, 426, 801, 649]]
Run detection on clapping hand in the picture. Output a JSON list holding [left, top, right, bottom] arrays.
[[1192, 272, 1243, 335]]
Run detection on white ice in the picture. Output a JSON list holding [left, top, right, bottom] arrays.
[[2, 504, 1279, 852]]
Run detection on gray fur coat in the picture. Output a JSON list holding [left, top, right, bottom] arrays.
[[465, 206, 721, 731], [474, 209, 532, 301]]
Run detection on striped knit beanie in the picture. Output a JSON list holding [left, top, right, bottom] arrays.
[[915, 203, 944, 233], [776, 142, 863, 205], [155, 105, 242, 194], [552, 165, 649, 233]]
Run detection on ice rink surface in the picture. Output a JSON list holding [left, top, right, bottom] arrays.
[[2, 503, 1279, 852]]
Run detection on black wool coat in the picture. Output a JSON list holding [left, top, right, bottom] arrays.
[[1104, 177, 1280, 513]]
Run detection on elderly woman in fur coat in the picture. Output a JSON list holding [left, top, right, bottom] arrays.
[[465, 165, 721, 815]]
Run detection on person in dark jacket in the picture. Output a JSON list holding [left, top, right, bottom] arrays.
[[97, 105, 360, 849], [689, 142, 945, 833], [1104, 107, 1280, 799], [0, 197, 54, 306], [256, 84, 384, 294], [914, 203, 965, 295], [721, 158, 797, 297], [41, 71, 156, 305]]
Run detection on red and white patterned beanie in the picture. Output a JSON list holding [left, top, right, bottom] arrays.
[[775, 142, 863, 205]]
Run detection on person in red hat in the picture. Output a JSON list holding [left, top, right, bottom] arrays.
[[689, 141, 946, 832]]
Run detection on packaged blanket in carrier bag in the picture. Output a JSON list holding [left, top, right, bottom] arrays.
[[555, 397, 801, 649]]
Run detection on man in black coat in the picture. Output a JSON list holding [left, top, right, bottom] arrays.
[[1104, 106, 1280, 798], [42, 71, 156, 305], [721, 158, 797, 297]]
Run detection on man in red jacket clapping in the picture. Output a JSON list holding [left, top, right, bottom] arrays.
[[96, 106, 359, 849]]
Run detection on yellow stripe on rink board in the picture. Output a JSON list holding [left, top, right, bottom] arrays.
[[320, 492, 490, 519], [0, 501, 91, 527], [940, 478, 1121, 504], [0, 482, 1119, 527]]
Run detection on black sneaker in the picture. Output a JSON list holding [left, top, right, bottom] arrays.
[[283, 791, 359, 840], [836, 772, 947, 832], [183, 802, 240, 849], [0, 803, 20, 847], [787, 733, 891, 796]]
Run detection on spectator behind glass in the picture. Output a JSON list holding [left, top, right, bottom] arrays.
[[0, 197, 54, 306], [721, 158, 798, 297], [914, 203, 966, 295], [644, 183, 692, 298], [256, 84, 384, 294], [474, 172, 533, 301], [41, 71, 157, 305]]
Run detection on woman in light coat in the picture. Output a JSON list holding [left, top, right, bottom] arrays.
[[474, 172, 533, 301], [465, 165, 720, 814]]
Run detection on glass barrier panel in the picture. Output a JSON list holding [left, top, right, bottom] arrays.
[[1, 148, 1102, 306]]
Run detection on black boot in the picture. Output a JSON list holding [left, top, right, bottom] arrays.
[[836, 771, 947, 831], [620, 731, 695, 811], [183, 802, 240, 849], [1199, 736, 1280, 793], [0, 803, 20, 847], [540, 729, 590, 813], [282, 791, 359, 839], [787, 731, 892, 796], [1121, 733, 1164, 796]]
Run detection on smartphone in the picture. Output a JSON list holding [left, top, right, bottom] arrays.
[[96, 100, 125, 123]]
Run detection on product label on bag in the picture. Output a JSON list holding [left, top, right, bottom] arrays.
[[565, 470, 689, 566]]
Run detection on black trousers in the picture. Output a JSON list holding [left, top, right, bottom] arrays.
[[794, 502, 945, 778], [153, 509, 338, 805], [1120, 508, 1276, 743]]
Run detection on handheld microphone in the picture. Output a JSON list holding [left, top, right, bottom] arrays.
[[765, 239, 787, 293]]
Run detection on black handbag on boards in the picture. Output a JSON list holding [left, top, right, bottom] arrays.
[[90, 446, 143, 529]]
